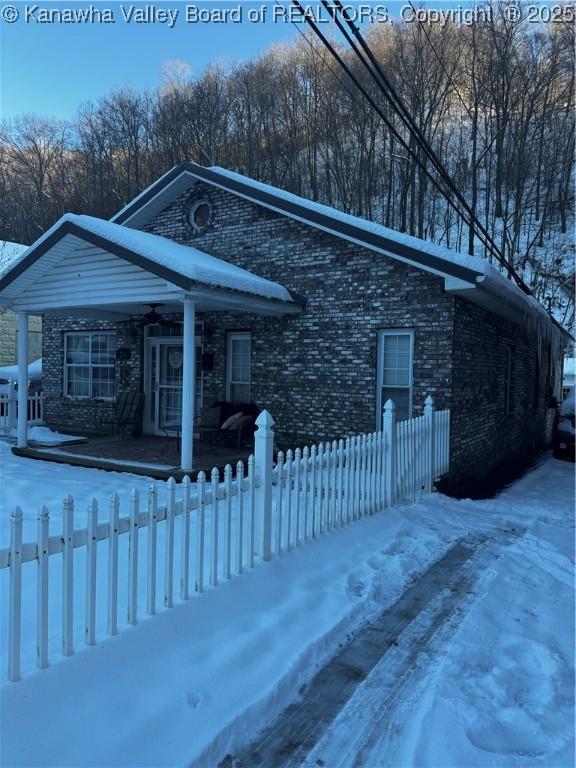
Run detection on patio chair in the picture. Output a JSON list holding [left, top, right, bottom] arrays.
[[218, 402, 259, 449], [101, 390, 144, 437], [194, 403, 224, 447]]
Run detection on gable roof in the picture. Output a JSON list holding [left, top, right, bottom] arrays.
[[111, 162, 571, 342], [0, 214, 300, 309], [112, 162, 485, 285]]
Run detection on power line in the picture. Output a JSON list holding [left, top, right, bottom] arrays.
[[277, 0, 504, 269], [325, 0, 530, 291], [288, 0, 502, 277], [299, 0, 532, 293]]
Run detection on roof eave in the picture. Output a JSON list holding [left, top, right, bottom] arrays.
[[0, 218, 302, 313], [111, 162, 484, 286]]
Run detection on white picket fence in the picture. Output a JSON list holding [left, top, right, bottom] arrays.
[[0, 382, 43, 433], [1, 395, 450, 682]]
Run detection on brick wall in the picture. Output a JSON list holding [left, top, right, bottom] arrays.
[[43, 317, 143, 433], [144, 183, 455, 446], [42, 180, 552, 485], [448, 298, 549, 482]]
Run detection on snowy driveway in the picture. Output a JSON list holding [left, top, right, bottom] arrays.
[[230, 456, 575, 768], [0, 451, 574, 767]]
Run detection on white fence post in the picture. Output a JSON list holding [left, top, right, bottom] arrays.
[[210, 467, 220, 587], [424, 395, 436, 493], [0, 400, 453, 684], [85, 498, 98, 647], [7, 380, 17, 431], [181, 476, 191, 600], [383, 399, 397, 507], [108, 492, 120, 635], [128, 489, 139, 625], [254, 410, 274, 561], [196, 471, 206, 592], [8, 507, 23, 682], [164, 478, 175, 608], [236, 460, 244, 574], [37, 505, 50, 669], [62, 495, 74, 657], [147, 484, 157, 615]]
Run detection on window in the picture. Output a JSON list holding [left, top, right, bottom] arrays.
[[64, 332, 116, 399], [504, 346, 514, 415], [226, 332, 251, 403], [377, 330, 414, 424], [188, 199, 212, 233]]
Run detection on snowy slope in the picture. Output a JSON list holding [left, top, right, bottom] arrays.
[[0, 240, 27, 280], [305, 459, 575, 768]]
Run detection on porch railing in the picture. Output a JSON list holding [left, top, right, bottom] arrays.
[[0, 381, 43, 433], [1, 395, 450, 682]]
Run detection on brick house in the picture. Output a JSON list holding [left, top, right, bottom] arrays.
[[0, 163, 569, 488]]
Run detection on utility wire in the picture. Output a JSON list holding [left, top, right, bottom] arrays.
[[279, 0, 500, 266], [289, 0, 499, 277], [325, 0, 530, 291], [308, 0, 532, 293], [406, 2, 509, 203], [313, 0, 503, 265]]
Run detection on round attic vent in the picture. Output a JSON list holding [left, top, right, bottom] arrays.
[[188, 198, 213, 233]]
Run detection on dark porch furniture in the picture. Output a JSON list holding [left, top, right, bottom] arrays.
[[100, 390, 145, 437], [194, 401, 259, 450]]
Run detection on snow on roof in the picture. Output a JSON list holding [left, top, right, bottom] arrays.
[[0, 240, 28, 279], [210, 166, 553, 325], [564, 357, 576, 376], [0, 357, 42, 382], [2, 215, 294, 303]]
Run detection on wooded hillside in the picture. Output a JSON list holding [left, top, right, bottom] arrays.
[[1, 11, 573, 325]]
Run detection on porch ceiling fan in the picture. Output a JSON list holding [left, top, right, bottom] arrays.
[[139, 303, 181, 329]]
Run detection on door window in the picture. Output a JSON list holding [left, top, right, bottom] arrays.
[[226, 333, 251, 403]]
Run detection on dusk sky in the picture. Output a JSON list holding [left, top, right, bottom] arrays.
[[1, 0, 537, 122], [1, 1, 301, 120]]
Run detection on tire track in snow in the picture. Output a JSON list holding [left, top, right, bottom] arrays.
[[220, 527, 523, 768]]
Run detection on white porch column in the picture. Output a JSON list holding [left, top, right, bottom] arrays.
[[17, 312, 28, 448], [181, 297, 196, 473]]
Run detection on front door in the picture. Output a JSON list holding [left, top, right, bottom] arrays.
[[144, 337, 203, 436]]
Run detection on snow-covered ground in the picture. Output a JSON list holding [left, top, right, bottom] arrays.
[[307, 458, 575, 768], [0, 446, 573, 767]]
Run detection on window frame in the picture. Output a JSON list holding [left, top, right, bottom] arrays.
[[188, 198, 213, 234], [226, 331, 251, 403], [63, 331, 116, 401], [376, 329, 415, 428]]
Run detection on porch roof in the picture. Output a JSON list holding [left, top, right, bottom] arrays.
[[0, 214, 303, 317]]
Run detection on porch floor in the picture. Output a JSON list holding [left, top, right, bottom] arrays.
[[12, 435, 252, 481]]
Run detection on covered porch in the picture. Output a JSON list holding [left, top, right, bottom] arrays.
[[12, 434, 254, 480], [0, 213, 302, 472]]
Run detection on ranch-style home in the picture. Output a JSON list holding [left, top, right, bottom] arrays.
[[0, 163, 570, 489]]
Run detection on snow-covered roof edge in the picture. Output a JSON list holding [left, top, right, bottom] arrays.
[[0, 214, 299, 305], [111, 162, 570, 342]]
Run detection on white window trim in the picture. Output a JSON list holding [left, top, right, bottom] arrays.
[[226, 332, 251, 402], [63, 331, 116, 400], [376, 329, 415, 428]]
